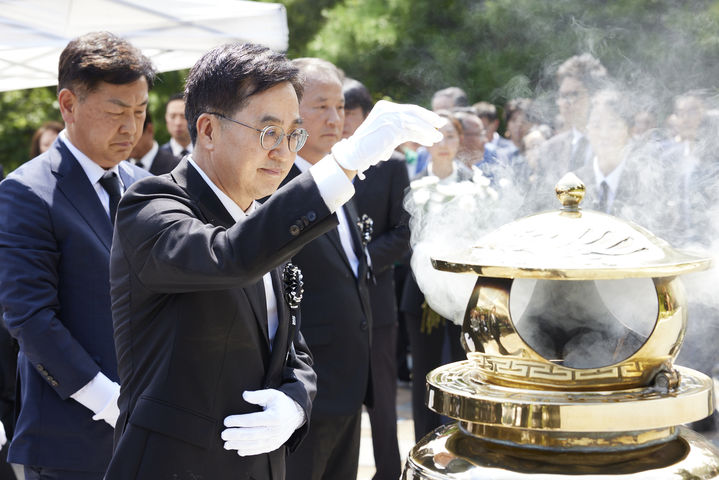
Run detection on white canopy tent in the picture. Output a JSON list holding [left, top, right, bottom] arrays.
[[0, 0, 289, 92]]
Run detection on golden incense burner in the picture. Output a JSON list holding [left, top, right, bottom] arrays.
[[403, 173, 719, 479]]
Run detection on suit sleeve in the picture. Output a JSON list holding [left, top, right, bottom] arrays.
[[0, 178, 100, 398], [115, 171, 339, 293], [366, 160, 411, 274]]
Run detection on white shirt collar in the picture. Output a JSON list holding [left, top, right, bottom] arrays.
[[592, 155, 625, 194], [169, 137, 193, 158], [187, 157, 254, 220], [294, 155, 312, 173], [131, 141, 159, 171], [59, 130, 122, 185]]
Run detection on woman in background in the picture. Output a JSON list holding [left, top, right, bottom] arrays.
[[29, 121, 63, 159]]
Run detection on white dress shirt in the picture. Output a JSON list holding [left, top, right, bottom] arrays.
[[592, 156, 626, 212], [59, 130, 124, 218], [188, 157, 280, 344], [296, 156, 359, 277], [169, 137, 193, 158]]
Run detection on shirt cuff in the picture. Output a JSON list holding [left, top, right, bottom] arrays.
[[309, 155, 355, 213], [70, 372, 120, 414]]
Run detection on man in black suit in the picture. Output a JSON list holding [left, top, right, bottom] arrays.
[[528, 54, 608, 212], [105, 44, 443, 480], [284, 58, 373, 480], [342, 78, 410, 480], [128, 110, 180, 175], [158, 93, 193, 160], [0, 32, 153, 480]]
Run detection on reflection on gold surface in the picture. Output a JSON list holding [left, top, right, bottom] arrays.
[[460, 275, 687, 390], [403, 424, 719, 479]]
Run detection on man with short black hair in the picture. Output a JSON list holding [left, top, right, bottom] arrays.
[[128, 110, 180, 175], [160, 92, 192, 160], [105, 43, 443, 480], [0, 31, 154, 480]]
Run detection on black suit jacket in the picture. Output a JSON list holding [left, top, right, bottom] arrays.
[[353, 153, 410, 328], [281, 164, 373, 416], [106, 158, 336, 480], [148, 145, 180, 175]]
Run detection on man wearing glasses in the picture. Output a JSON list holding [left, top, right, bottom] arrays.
[[105, 43, 443, 480]]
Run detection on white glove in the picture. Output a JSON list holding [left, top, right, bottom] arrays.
[[222, 389, 305, 457], [92, 384, 120, 428], [71, 372, 120, 428], [331, 100, 445, 179], [0, 420, 6, 449]]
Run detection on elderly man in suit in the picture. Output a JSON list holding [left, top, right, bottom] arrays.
[[282, 58, 375, 480], [342, 78, 410, 480], [0, 32, 154, 480], [104, 43, 443, 480], [128, 110, 180, 175]]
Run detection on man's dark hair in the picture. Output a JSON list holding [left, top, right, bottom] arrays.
[[505, 98, 534, 123], [57, 31, 155, 97], [165, 92, 184, 111], [342, 78, 373, 116], [142, 109, 153, 132], [556, 53, 607, 93], [184, 43, 303, 144], [432, 87, 468, 108], [473, 101, 498, 122]]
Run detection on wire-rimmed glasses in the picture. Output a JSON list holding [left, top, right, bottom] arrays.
[[208, 112, 308, 152]]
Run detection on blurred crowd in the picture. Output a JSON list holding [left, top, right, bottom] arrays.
[[0, 46, 718, 480]]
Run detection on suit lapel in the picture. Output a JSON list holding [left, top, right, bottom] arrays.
[[178, 159, 270, 347], [344, 199, 368, 281], [52, 142, 113, 251]]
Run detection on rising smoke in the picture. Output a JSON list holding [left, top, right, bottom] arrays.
[[404, 8, 719, 373]]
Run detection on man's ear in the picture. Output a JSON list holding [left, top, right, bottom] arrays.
[[58, 89, 77, 125], [146, 121, 155, 137], [195, 113, 216, 151]]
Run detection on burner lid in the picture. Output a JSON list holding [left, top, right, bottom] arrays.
[[432, 173, 712, 279]]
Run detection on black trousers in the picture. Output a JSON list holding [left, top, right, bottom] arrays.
[[24, 466, 102, 480], [367, 323, 401, 480], [286, 410, 362, 480], [405, 311, 464, 443]]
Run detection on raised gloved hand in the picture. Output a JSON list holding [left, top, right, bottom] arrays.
[[331, 100, 445, 179], [0, 420, 6, 449], [222, 389, 305, 457]]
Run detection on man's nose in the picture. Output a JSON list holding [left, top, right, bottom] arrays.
[[327, 108, 342, 125]]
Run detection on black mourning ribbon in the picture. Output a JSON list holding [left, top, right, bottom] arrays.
[[282, 263, 304, 310], [99, 171, 122, 223], [357, 214, 376, 285]]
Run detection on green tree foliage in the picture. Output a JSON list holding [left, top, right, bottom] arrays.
[[3, 0, 719, 173], [0, 87, 60, 172], [0, 70, 186, 174], [305, 0, 719, 113]]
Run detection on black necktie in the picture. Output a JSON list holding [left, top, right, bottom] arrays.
[[99, 171, 122, 222], [135, 160, 145, 169], [598, 180, 610, 213], [180, 149, 189, 158]]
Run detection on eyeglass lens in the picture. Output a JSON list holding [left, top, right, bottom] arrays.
[[260, 125, 308, 152]]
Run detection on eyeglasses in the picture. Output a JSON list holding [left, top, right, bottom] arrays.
[[207, 112, 309, 152]]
